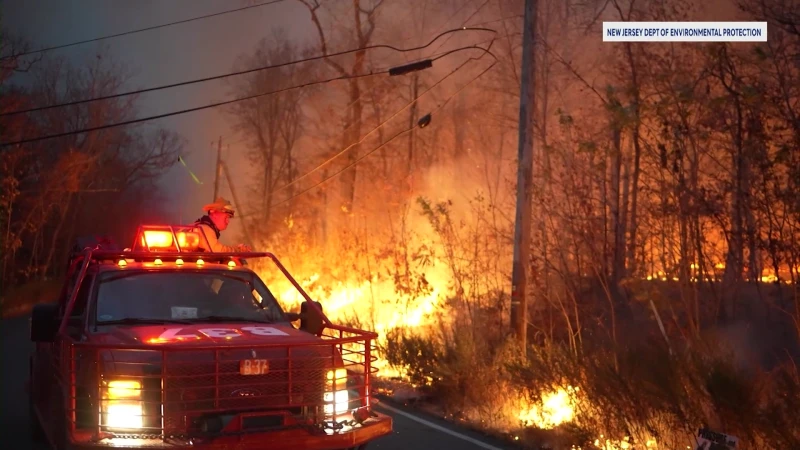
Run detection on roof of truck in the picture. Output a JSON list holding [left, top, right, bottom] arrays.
[[91, 258, 255, 272], [70, 224, 266, 273]]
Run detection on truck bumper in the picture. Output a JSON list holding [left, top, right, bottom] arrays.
[[68, 413, 392, 450]]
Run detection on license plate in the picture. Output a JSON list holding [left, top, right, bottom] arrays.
[[239, 359, 269, 375]]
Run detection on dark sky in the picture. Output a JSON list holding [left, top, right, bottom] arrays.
[[1, 0, 316, 239]]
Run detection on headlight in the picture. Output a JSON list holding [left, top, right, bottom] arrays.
[[101, 380, 143, 430], [324, 368, 349, 415]]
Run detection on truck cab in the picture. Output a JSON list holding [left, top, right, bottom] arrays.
[[28, 225, 391, 450]]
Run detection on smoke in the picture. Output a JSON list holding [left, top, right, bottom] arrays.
[[701, 297, 800, 377]]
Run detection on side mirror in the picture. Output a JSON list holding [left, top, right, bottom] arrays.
[[299, 301, 325, 336], [31, 303, 60, 342]]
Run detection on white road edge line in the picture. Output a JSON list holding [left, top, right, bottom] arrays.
[[376, 402, 507, 450]]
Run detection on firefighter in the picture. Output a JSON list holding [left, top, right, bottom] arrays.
[[194, 196, 252, 252]]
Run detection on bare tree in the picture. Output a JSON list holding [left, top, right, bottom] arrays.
[[227, 31, 306, 238], [298, 0, 386, 214], [0, 50, 183, 291]]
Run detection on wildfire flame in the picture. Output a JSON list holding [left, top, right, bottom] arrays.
[[257, 261, 659, 447], [277, 273, 445, 334], [518, 386, 579, 429], [261, 262, 451, 378]]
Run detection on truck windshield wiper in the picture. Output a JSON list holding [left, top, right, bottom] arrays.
[[97, 318, 193, 325], [194, 315, 272, 323]]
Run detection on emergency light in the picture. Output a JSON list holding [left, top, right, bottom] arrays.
[[134, 225, 205, 252], [125, 224, 249, 267]]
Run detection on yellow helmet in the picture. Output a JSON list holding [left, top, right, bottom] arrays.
[[202, 197, 235, 217]]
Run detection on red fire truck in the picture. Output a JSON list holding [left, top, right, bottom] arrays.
[[28, 225, 391, 449]]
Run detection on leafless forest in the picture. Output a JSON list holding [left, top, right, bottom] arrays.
[[2, 0, 799, 448]]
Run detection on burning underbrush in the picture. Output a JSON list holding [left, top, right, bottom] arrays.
[[247, 196, 800, 449]]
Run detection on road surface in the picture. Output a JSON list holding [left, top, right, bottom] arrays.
[[1, 315, 517, 450]]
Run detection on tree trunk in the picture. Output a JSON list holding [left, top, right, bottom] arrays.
[[744, 114, 762, 282], [722, 94, 745, 321], [1, 193, 14, 289], [261, 136, 275, 227], [338, 0, 375, 214], [407, 73, 419, 177], [366, 77, 389, 178], [620, 146, 630, 279], [42, 194, 73, 278], [609, 126, 625, 286], [624, 41, 642, 278]]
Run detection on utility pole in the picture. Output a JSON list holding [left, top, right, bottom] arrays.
[[222, 161, 255, 249], [213, 136, 222, 200], [510, 0, 537, 350]]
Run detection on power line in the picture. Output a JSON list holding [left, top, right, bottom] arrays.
[[378, 0, 482, 65], [258, 21, 515, 187], [270, 57, 499, 209], [1, 0, 288, 60], [1, 73, 381, 148], [271, 43, 498, 195], [289, 8, 505, 202], [0, 46, 493, 147], [428, 0, 494, 57], [200, 35, 499, 205], [271, 40, 499, 204], [393, 60, 502, 188], [260, 35, 510, 211], [231, 29, 509, 204], [1, 27, 496, 118], [314, 17, 513, 152]]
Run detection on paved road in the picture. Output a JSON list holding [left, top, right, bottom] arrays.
[[1, 315, 517, 450]]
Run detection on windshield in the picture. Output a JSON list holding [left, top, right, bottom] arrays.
[[94, 270, 288, 325]]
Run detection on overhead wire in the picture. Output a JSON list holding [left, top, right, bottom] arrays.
[[380, 32, 518, 196], [247, 5, 503, 209], [270, 51, 499, 209], [1, 0, 288, 60], [0, 70, 371, 147], [270, 41, 498, 195], [232, 8, 518, 216], [427, 0, 493, 57], [0, 45, 494, 147], [335, 1, 427, 111], [425, 0, 478, 49], [281, 8, 445, 173], [325, 11, 511, 142], [314, 34, 505, 144], [226, 36, 511, 218], [264, 6, 518, 203], [281, 3, 509, 196], [332, 32, 507, 117], [240, 38, 501, 212], [277, 34, 515, 211], [387, 0, 475, 64], [1, 27, 496, 118]]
